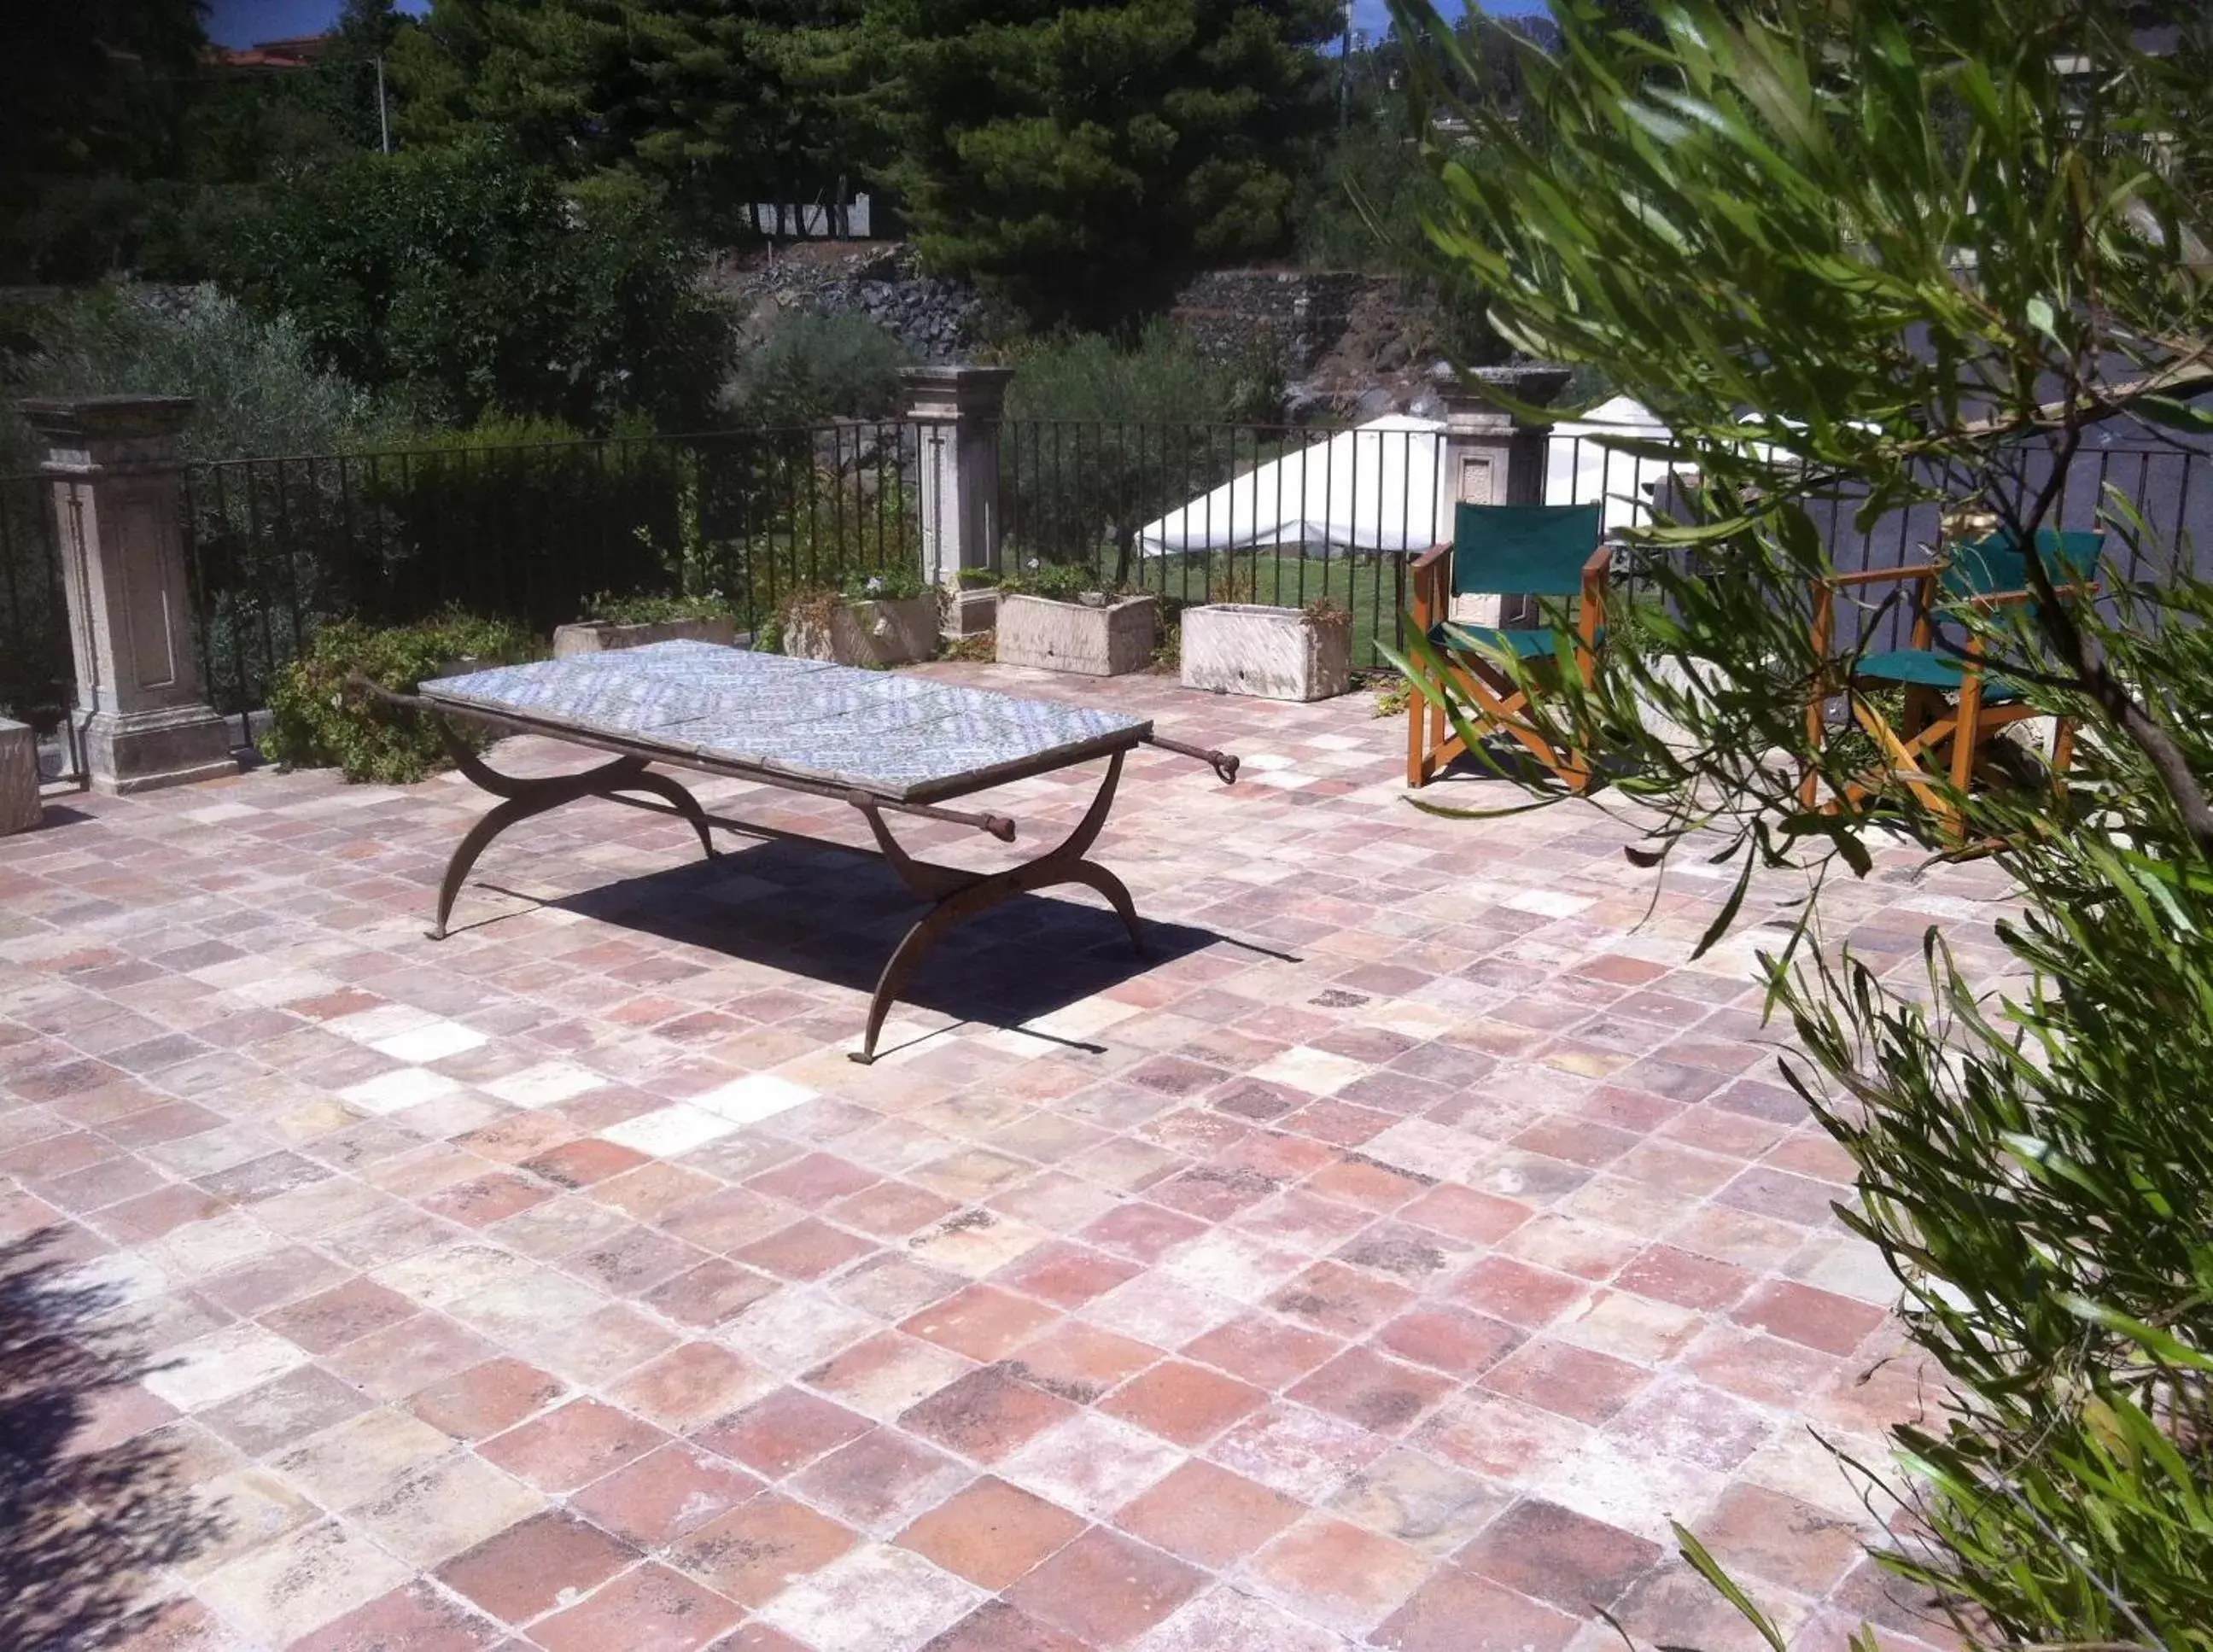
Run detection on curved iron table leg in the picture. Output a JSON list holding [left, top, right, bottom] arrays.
[[852, 751, 1142, 1064], [426, 734, 715, 940]]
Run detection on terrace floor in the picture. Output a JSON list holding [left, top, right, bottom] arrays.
[[0, 662, 2005, 1652]]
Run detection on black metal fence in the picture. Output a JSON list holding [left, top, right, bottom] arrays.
[[9, 415, 2210, 756], [0, 476, 79, 778], [184, 422, 926, 730]]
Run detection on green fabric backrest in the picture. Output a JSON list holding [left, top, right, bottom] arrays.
[[1941, 528, 2105, 598], [1451, 502, 1604, 598]]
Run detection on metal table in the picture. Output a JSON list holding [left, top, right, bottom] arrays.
[[377, 641, 1237, 1063]]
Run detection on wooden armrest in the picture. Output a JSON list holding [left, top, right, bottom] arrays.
[[1960, 580, 2100, 610], [1819, 565, 1929, 589], [1412, 541, 1451, 575]]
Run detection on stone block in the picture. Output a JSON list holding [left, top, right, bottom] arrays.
[[0, 720, 40, 834], [552, 617, 737, 658], [996, 593, 1157, 677], [785, 596, 939, 668], [1180, 604, 1352, 703]]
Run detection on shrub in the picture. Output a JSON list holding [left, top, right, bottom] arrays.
[[261, 611, 537, 785], [580, 591, 735, 626], [1392, 0, 2213, 1640], [0, 283, 392, 470], [212, 146, 728, 433], [731, 312, 914, 427], [999, 323, 1286, 583]]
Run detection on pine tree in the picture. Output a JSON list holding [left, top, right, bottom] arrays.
[[869, 0, 1338, 330]]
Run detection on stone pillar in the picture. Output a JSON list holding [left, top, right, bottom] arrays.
[[1437, 366, 1572, 627], [19, 396, 236, 794], [903, 366, 1013, 639]]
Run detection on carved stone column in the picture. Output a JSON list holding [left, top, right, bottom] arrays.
[[19, 396, 236, 793], [904, 366, 1013, 639]]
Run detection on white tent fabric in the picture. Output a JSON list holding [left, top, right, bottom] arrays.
[[1135, 416, 1445, 557], [1131, 400, 1685, 559], [1545, 396, 1679, 534]]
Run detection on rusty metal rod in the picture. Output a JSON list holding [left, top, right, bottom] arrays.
[[1146, 733, 1240, 785]]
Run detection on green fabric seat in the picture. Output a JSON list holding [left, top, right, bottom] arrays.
[[1431, 622, 1603, 660], [1852, 648, 2023, 703]]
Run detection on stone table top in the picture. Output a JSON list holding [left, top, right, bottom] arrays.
[[421, 641, 1151, 802]]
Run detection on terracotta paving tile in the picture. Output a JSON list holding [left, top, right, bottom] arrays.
[[479, 1397, 666, 1492], [1180, 1311, 1341, 1390], [791, 1426, 972, 1534], [1375, 1304, 1523, 1376], [289, 1579, 505, 1651], [200, 1363, 372, 1456], [667, 1492, 860, 1608], [735, 1217, 878, 1281], [991, 1238, 1143, 1307], [896, 1474, 1087, 1590], [437, 1509, 637, 1625], [902, 1282, 1061, 1360], [1005, 1526, 1206, 1648], [1206, 1401, 1386, 1503], [829, 1179, 962, 1239], [610, 1341, 774, 1432], [1371, 1565, 1584, 1652], [1731, 1279, 1889, 1355], [1004, 1321, 1162, 1404], [1267, 1260, 1416, 1338], [260, 1277, 418, 1354], [916, 1601, 1094, 1652], [1077, 1200, 1207, 1263], [695, 1387, 873, 1477], [1328, 1445, 1509, 1556], [1288, 1346, 1455, 1435], [408, 1357, 567, 1440], [1101, 1358, 1266, 1445], [1615, 1241, 1757, 1311], [645, 1258, 782, 1328], [1696, 1481, 1868, 1593], [531, 1562, 745, 1652], [1249, 1512, 1429, 1633], [570, 1441, 762, 1547], [1456, 1497, 1663, 1611], [525, 1135, 651, 1188], [804, 1331, 976, 1421], [902, 1362, 1077, 1461], [1115, 1459, 1301, 1574], [1480, 1338, 1654, 1425]]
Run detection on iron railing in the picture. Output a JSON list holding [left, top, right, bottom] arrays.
[[184, 422, 927, 737], [0, 475, 84, 784]]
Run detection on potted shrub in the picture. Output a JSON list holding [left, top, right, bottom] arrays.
[[781, 566, 941, 668], [554, 593, 738, 657], [995, 561, 1157, 677], [1181, 596, 1352, 702]]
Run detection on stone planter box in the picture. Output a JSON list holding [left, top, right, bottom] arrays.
[[1181, 604, 1352, 702], [552, 616, 736, 658], [996, 593, 1157, 677], [785, 595, 939, 668], [0, 720, 40, 835], [946, 586, 999, 639]]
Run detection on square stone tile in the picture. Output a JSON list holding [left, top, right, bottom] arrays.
[[997, 1411, 1183, 1519], [532, 1562, 744, 1652], [756, 1542, 982, 1652], [1005, 1526, 1206, 1649], [895, 1475, 1087, 1591]]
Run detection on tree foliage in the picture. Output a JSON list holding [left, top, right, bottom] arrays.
[[1390, 0, 2213, 1641], [871, 0, 1339, 330], [213, 144, 727, 431], [391, 0, 876, 238]]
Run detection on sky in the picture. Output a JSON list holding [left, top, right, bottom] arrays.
[[205, 0, 1536, 51]]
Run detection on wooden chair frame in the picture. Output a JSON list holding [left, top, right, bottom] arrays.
[[1805, 561, 2090, 838], [1406, 534, 1611, 790]]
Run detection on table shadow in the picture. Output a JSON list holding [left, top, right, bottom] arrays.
[[502, 832, 1274, 1040]]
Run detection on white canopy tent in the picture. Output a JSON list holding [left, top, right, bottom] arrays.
[[1135, 416, 1446, 557], [1133, 400, 1679, 559]]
